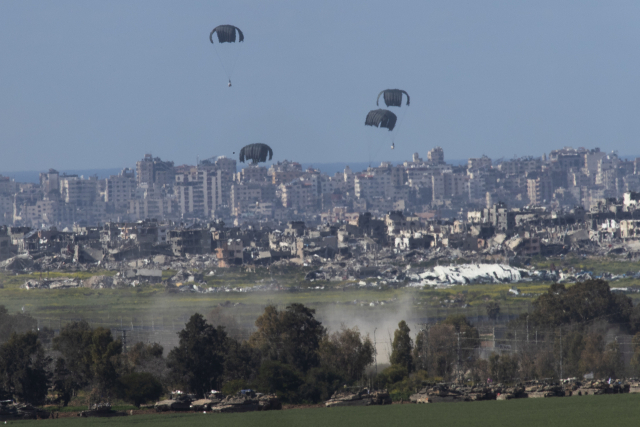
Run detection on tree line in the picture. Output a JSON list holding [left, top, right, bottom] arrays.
[[2, 279, 640, 405], [0, 303, 374, 406], [377, 279, 640, 398]]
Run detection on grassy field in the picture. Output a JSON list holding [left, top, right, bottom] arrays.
[[13, 394, 640, 427], [531, 254, 640, 275], [2, 256, 640, 336], [0, 272, 638, 327], [0, 270, 559, 335]]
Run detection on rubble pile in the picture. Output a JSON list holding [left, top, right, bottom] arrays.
[[37, 254, 73, 271], [9, 201, 640, 295], [83, 275, 124, 289], [170, 269, 203, 284], [21, 277, 82, 290], [0, 254, 34, 272], [325, 388, 391, 407]]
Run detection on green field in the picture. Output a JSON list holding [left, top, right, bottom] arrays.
[[13, 394, 640, 427], [532, 254, 640, 275], [2, 257, 640, 338]]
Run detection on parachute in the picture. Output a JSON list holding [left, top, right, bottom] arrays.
[[239, 143, 273, 164], [210, 25, 245, 86], [210, 25, 244, 44], [365, 109, 398, 131], [376, 89, 410, 108]]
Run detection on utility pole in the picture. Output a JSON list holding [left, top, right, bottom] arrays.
[[423, 325, 430, 372], [559, 327, 563, 380], [373, 328, 378, 390], [120, 329, 127, 354], [493, 326, 496, 349], [456, 332, 461, 384], [526, 314, 529, 343]]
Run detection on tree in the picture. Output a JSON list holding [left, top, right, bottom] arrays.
[[0, 332, 50, 404], [249, 305, 280, 360], [413, 330, 427, 371], [529, 280, 632, 328], [470, 358, 490, 384], [52, 321, 94, 388], [301, 366, 344, 403], [126, 342, 167, 380], [486, 302, 500, 322], [390, 321, 414, 372], [578, 333, 605, 377], [319, 326, 374, 383], [89, 328, 122, 392], [630, 332, 640, 376], [534, 345, 557, 380], [52, 358, 76, 406], [116, 372, 163, 407], [250, 304, 325, 373], [443, 315, 480, 343], [255, 361, 304, 403], [376, 364, 408, 389], [443, 315, 480, 376], [628, 304, 640, 334], [423, 324, 456, 379], [223, 339, 261, 385], [488, 353, 518, 384], [411, 316, 480, 381], [127, 342, 163, 366], [602, 341, 624, 379], [167, 313, 227, 398], [560, 330, 585, 378]]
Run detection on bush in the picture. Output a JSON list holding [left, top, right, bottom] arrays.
[[116, 372, 163, 407], [255, 361, 304, 403], [383, 370, 433, 401], [300, 367, 344, 403], [376, 364, 409, 390]]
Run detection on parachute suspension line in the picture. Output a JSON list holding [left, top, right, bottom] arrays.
[[213, 43, 231, 81], [226, 42, 244, 81]]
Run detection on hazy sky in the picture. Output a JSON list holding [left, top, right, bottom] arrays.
[[1, 1, 640, 172]]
